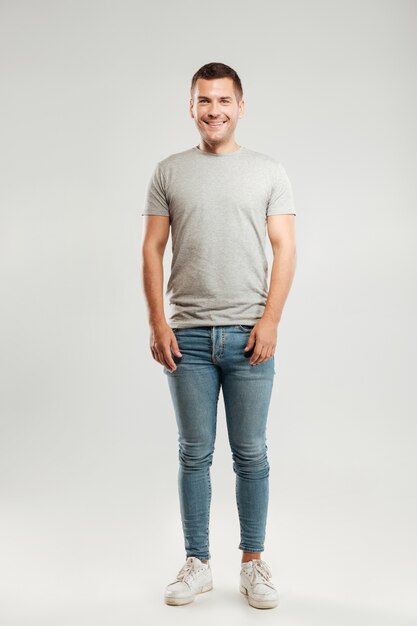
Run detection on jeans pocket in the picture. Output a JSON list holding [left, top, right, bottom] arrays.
[[237, 324, 255, 331]]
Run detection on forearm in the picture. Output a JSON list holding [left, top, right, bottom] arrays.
[[141, 245, 167, 327], [262, 244, 297, 325]]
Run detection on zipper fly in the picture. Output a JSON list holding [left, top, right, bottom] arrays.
[[210, 327, 225, 363]]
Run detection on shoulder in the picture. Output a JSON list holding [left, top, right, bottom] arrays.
[[157, 147, 196, 170], [240, 147, 285, 173]]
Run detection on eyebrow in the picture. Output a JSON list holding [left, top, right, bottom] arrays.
[[197, 96, 232, 100]]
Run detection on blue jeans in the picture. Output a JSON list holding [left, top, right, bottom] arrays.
[[163, 325, 276, 560]]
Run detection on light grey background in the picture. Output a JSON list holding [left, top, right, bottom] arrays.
[[1, 1, 416, 624]]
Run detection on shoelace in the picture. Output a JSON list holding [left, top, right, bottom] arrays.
[[176, 558, 202, 584], [244, 560, 275, 589]]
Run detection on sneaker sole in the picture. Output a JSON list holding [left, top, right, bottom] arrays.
[[164, 582, 213, 606], [240, 584, 279, 609]]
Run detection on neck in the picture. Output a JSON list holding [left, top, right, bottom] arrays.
[[197, 140, 241, 155]]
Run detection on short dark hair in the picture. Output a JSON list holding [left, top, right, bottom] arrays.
[[190, 62, 243, 102]]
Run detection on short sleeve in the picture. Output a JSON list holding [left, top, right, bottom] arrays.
[[266, 162, 296, 217], [142, 162, 170, 217]]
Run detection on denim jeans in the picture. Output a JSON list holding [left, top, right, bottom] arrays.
[[163, 325, 276, 560]]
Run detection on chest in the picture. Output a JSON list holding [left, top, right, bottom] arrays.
[[166, 167, 271, 221]]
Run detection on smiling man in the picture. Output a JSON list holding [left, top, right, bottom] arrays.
[[141, 62, 297, 610]]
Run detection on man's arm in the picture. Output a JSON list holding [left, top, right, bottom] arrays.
[[141, 215, 181, 371], [263, 214, 297, 325], [244, 214, 297, 365], [141, 215, 170, 326]]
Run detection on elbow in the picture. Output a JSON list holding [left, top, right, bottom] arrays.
[[142, 240, 166, 258], [271, 240, 297, 258]]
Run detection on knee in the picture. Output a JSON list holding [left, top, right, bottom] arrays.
[[178, 441, 215, 470], [231, 443, 269, 479]]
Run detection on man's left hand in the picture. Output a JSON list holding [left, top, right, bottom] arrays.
[[244, 318, 278, 365]]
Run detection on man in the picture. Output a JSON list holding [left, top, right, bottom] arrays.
[[141, 62, 297, 610]]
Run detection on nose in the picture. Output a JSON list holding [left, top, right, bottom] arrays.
[[207, 102, 221, 117]]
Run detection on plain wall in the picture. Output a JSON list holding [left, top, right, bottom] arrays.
[[0, 1, 416, 624]]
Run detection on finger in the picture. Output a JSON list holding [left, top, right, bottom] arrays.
[[264, 347, 274, 361], [163, 349, 178, 372], [250, 347, 264, 365], [244, 334, 256, 352], [264, 347, 275, 362], [172, 340, 182, 356], [250, 345, 268, 365], [156, 348, 176, 372]]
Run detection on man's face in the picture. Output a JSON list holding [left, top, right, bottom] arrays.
[[190, 77, 244, 146]]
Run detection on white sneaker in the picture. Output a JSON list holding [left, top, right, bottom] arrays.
[[240, 559, 279, 609], [164, 556, 213, 606]]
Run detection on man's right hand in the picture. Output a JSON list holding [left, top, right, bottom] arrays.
[[150, 323, 182, 373]]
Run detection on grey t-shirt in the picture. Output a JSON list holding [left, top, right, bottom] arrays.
[[142, 145, 296, 328]]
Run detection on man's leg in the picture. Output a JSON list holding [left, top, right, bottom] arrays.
[[164, 327, 221, 562], [220, 326, 275, 561], [241, 551, 262, 563]]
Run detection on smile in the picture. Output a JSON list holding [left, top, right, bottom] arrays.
[[204, 121, 226, 127]]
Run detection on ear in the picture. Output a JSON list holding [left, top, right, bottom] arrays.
[[238, 99, 245, 118]]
